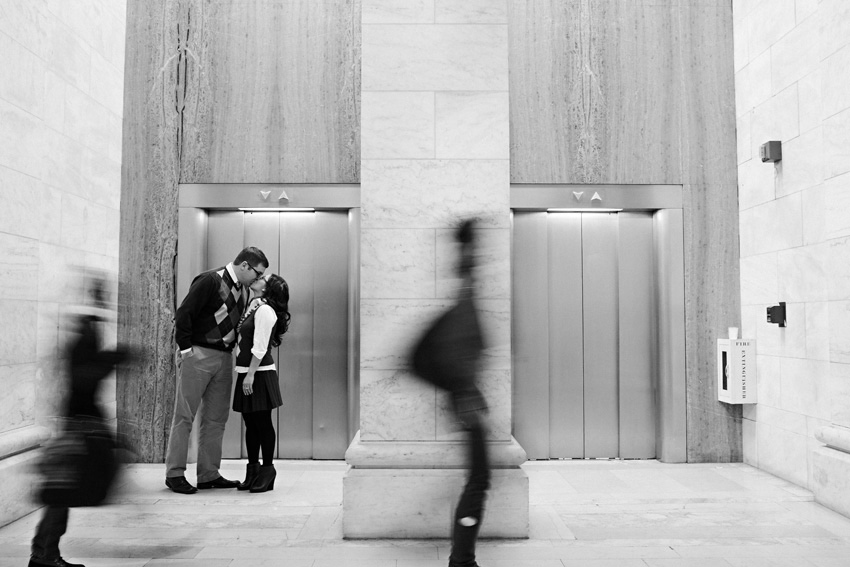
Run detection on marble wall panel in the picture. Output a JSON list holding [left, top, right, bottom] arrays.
[[476, 299, 511, 371], [829, 362, 850, 428], [41, 69, 65, 136], [801, 185, 828, 246], [45, 19, 91, 95], [0, 99, 46, 178], [178, 0, 360, 183], [823, 46, 850, 119], [806, 302, 831, 362], [798, 70, 823, 135], [756, 421, 809, 487], [756, 354, 782, 408], [361, 228, 436, 299], [737, 157, 777, 212], [436, 369, 510, 441], [777, 242, 830, 303], [0, 32, 45, 118], [80, 147, 122, 210], [362, 0, 433, 24], [361, 92, 434, 159], [824, 172, 850, 240], [734, 50, 772, 117], [36, 302, 60, 361], [828, 237, 850, 300], [436, 0, 507, 24], [435, 228, 510, 300], [742, 417, 757, 466], [41, 129, 83, 196], [360, 370, 436, 441], [737, 111, 752, 164], [820, 0, 850, 61], [435, 92, 509, 159], [756, 301, 806, 359], [829, 301, 850, 364], [361, 159, 510, 229], [0, 363, 36, 431], [89, 50, 124, 116], [360, 299, 452, 370], [37, 243, 84, 303], [509, 0, 681, 184], [777, 127, 824, 197], [823, 107, 850, 179], [780, 358, 831, 420], [739, 194, 804, 257], [745, 0, 795, 61], [770, 11, 821, 94], [362, 25, 508, 91], [739, 252, 778, 305], [750, 85, 799, 157], [63, 85, 113, 156], [796, 0, 819, 24], [0, 301, 37, 366], [0, 233, 40, 301]]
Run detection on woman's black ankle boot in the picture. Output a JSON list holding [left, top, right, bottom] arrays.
[[238, 463, 261, 491], [250, 465, 276, 493]]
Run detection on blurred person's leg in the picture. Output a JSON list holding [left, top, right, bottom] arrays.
[[165, 349, 214, 479], [196, 348, 233, 483], [31, 506, 68, 561], [449, 415, 490, 567]]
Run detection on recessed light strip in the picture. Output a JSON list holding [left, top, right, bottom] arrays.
[[238, 208, 315, 212], [547, 208, 623, 213]]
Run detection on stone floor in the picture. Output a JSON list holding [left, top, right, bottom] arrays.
[[2, 459, 850, 566]]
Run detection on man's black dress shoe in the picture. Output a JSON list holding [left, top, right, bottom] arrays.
[[28, 556, 85, 567], [197, 476, 239, 489], [165, 476, 198, 494]]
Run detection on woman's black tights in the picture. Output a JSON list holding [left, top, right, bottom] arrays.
[[243, 410, 275, 466]]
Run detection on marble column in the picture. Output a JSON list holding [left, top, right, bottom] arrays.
[[344, 0, 527, 538]]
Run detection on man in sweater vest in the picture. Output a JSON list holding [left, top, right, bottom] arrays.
[[165, 247, 269, 494]]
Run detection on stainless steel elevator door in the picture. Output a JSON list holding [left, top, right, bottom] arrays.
[[513, 211, 657, 460], [206, 210, 351, 459]]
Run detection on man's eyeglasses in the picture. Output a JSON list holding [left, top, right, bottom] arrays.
[[246, 263, 264, 280]]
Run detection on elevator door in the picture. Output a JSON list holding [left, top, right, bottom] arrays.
[[206, 210, 351, 459], [513, 212, 657, 460]]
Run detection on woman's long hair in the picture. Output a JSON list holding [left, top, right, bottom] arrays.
[[263, 274, 291, 347]]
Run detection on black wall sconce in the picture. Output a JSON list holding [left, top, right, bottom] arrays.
[[760, 141, 782, 163], [766, 302, 786, 327]]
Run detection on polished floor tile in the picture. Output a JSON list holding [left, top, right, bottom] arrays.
[[2, 460, 850, 567]]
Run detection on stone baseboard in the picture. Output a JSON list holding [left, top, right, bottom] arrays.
[[343, 467, 528, 539], [0, 449, 43, 528], [812, 445, 850, 519]]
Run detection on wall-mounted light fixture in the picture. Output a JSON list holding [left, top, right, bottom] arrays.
[[760, 141, 782, 163], [766, 302, 786, 327]]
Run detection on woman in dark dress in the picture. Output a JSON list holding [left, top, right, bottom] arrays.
[[232, 274, 291, 493]]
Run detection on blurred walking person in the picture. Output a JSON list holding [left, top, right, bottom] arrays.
[[31, 273, 127, 567], [411, 219, 490, 567]]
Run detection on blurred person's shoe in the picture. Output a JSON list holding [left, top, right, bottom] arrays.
[[237, 463, 261, 490], [28, 556, 85, 567], [197, 475, 239, 489], [249, 465, 276, 493], [165, 476, 198, 494]]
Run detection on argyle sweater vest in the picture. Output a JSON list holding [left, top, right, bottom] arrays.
[[175, 266, 245, 352]]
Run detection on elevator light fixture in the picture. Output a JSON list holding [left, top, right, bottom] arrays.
[[547, 208, 623, 213], [239, 207, 314, 212]]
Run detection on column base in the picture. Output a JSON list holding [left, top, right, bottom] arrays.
[[343, 467, 528, 538], [343, 433, 528, 538], [813, 426, 850, 519]]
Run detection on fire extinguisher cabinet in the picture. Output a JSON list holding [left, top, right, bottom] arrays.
[[717, 339, 757, 404]]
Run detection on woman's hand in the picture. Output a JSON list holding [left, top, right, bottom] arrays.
[[242, 373, 255, 396]]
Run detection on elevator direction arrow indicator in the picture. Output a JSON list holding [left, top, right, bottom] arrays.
[[573, 191, 584, 201], [260, 190, 271, 200]]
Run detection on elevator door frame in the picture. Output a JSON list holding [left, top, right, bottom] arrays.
[[511, 184, 687, 463], [176, 184, 361, 459]]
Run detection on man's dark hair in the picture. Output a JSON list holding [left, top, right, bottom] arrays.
[[234, 247, 268, 269]]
